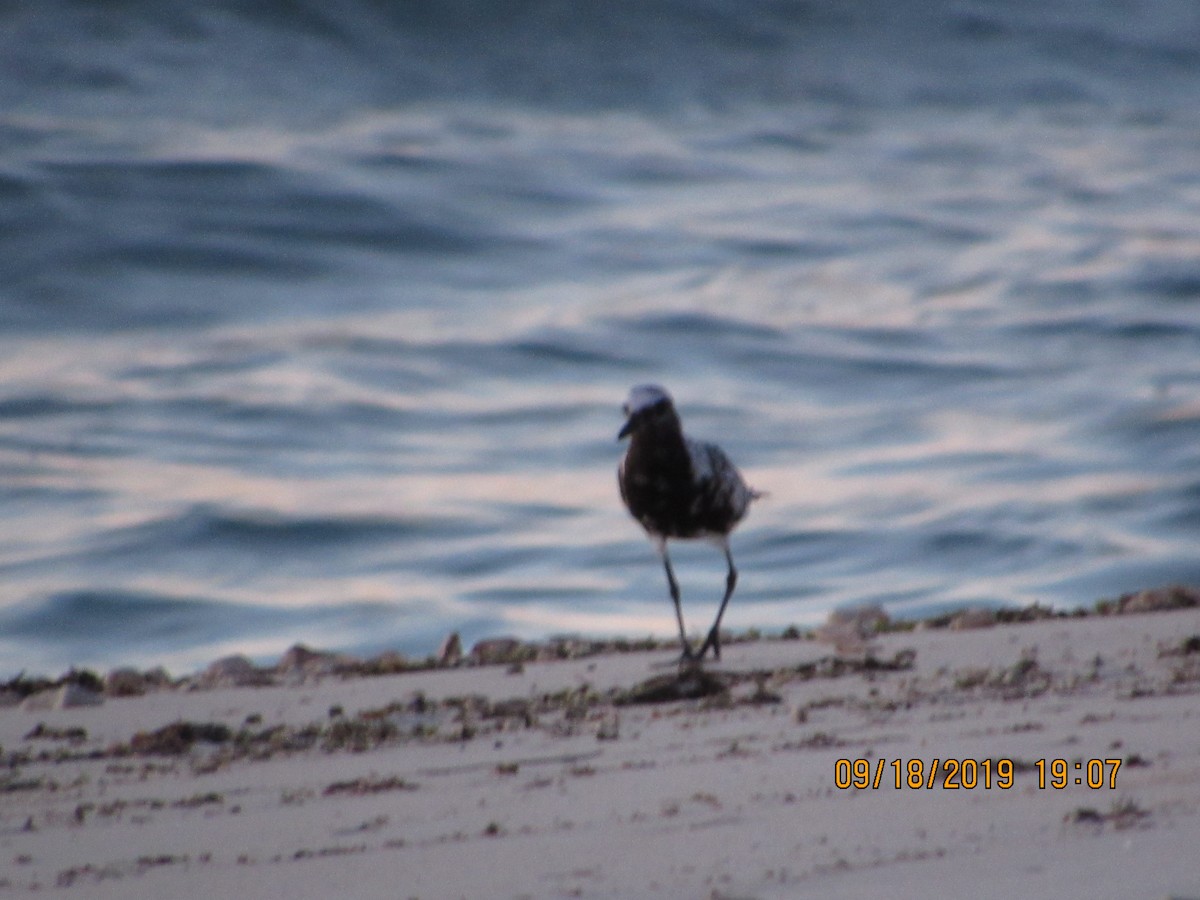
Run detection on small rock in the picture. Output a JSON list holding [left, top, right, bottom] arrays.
[[538, 635, 602, 661], [596, 710, 620, 741], [130, 721, 231, 756], [196, 655, 272, 689], [62, 682, 104, 708], [277, 643, 323, 672], [469, 637, 522, 666], [21, 683, 104, 712], [144, 667, 173, 690], [816, 604, 889, 654], [436, 632, 463, 667], [360, 650, 409, 675], [1117, 585, 1200, 614], [833, 603, 889, 632], [949, 607, 996, 630], [105, 667, 148, 697], [276, 644, 349, 681]]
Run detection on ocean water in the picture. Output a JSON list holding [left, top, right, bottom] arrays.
[[2, 0, 1199, 675]]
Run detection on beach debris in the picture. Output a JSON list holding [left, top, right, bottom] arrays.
[[104, 667, 150, 697], [1065, 798, 1151, 830], [323, 775, 417, 797], [319, 650, 415, 679], [23, 722, 88, 744], [953, 648, 1051, 698], [436, 632, 463, 666], [277, 643, 328, 674], [595, 709, 620, 741], [782, 649, 916, 683], [1107, 584, 1200, 615], [1157, 634, 1200, 658], [993, 603, 1062, 623], [195, 655, 272, 689], [917, 603, 1061, 630], [20, 681, 104, 711], [4, 669, 103, 707], [742, 672, 783, 705], [470, 637, 523, 666], [815, 604, 889, 654], [127, 721, 232, 756], [538, 635, 603, 661], [276, 644, 354, 682], [948, 607, 997, 630]]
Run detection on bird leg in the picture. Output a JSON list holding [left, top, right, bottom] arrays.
[[698, 543, 737, 661], [660, 547, 694, 660]]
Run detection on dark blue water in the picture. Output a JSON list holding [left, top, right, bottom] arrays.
[[3, 0, 1199, 674]]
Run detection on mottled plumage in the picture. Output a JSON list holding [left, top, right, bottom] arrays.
[[617, 385, 758, 661]]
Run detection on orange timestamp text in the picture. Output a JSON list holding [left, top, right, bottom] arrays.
[[834, 758, 1123, 791]]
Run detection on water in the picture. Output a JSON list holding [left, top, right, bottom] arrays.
[[2, 0, 1199, 675]]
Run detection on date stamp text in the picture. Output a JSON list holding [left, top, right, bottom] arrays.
[[834, 758, 1123, 791]]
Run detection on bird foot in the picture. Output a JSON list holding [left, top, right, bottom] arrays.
[[677, 635, 723, 668], [696, 630, 722, 662], [676, 642, 705, 669]]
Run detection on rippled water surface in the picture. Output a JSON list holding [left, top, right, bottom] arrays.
[[2, 0, 1199, 673]]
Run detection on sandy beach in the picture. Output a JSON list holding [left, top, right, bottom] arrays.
[[3, 597, 1200, 900]]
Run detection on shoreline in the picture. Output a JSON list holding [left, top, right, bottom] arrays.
[[6, 584, 1198, 701], [2, 588, 1199, 898]]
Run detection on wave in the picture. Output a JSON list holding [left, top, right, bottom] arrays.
[[0, 588, 417, 674], [5, 0, 1199, 125], [96, 505, 479, 558], [0, 589, 275, 644]]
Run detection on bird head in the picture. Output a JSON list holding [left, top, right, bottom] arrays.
[[618, 384, 676, 440]]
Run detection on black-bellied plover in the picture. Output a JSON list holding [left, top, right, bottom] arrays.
[[617, 384, 759, 661]]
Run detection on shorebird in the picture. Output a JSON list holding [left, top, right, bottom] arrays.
[[617, 384, 759, 661]]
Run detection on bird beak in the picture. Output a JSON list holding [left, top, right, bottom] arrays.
[[618, 417, 634, 440]]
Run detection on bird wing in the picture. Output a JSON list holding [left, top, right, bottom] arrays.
[[686, 439, 754, 526]]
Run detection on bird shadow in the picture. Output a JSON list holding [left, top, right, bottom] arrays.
[[612, 666, 730, 705]]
